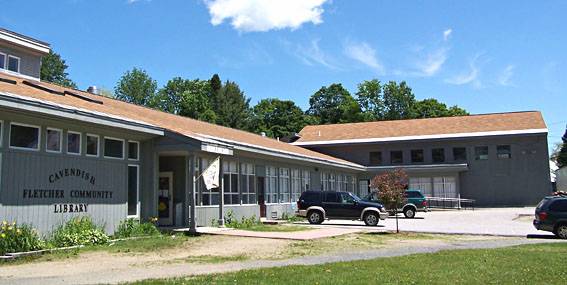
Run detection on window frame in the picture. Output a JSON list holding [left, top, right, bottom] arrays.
[[45, 127, 63, 153], [390, 150, 404, 164], [128, 140, 140, 161], [7, 55, 20, 73], [369, 151, 382, 166], [66, 131, 82, 155], [496, 145, 512, 159], [474, 146, 489, 160], [86, 134, 100, 157], [278, 167, 291, 203], [265, 166, 279, 204], [0, 52, 5, 70], [432, 148, 445, 163], [453, 147, 467, 161], [9, 122, 40, 151], [411, 149, 424, 163], [103, 137, 125, 160], [127, 164, 140, 218]]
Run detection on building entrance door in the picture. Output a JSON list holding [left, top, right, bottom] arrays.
[[257, 177, 266, 218], [158, 172, 174, 225]]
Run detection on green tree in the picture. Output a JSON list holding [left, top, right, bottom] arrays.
[[382, 81, 416, 120], [209, 74, 222, 111], [446, 105, 469, 117], [114, 68, 159, 108], [178, 80, 217, 123], [250, 98, 308, 139], [307, 83, 362, 124], [215, 81, 251, 129], [40, 51, 77, 88], [356, 79, 384, 121], [412, 98, 453, 118], [157, 77, 195, 114], [552, 128, 567, 169]]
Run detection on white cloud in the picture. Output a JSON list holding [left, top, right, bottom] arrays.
[[445, 54, 483, 88], [497, 64, 516, 86], [343, 41, 384, 74], [291, 38, 338, 69], [204, 0, 329, 32], [443, 28, 452, 41], [414, 47, 448, 77]]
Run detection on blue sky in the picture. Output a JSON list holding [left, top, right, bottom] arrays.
[[1, 0, 566, 148]]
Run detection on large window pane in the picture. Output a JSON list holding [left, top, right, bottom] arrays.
[[104, 138, 124, 158], [0, 53, 5, 69], [10, 123, 39, 150], [453, 147, 467, 161], [411, 149, 424, 163], [7, 56, 19, 72], [86, 135, 99, 156], [390, 151, 403, 164], [67, 132, 81, 154], [475, 146, 489, 160], [128, 165, 139, 216], [432, 148, 445, 163], [128, 141, 139, 160], [46, 128, 62, 152], [369, 151, 382, 165], [497, 145, 511, 159]]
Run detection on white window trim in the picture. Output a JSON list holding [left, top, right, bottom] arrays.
[[127, 164, 141, 218], [45, 127, 63, 153], [0, 52, 5, 69], [86, 134, 100, 157], [128, 140, 140, 161], [9, 122, 40, 151], [66, 131, 82, 155], [7, 55, 20, 73], [104, 137, 125, 160]]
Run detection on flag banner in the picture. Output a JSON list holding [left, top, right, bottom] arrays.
[[202, 157, 220, 190]]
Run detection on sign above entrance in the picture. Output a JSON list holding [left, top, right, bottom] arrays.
[[201, 143, 233, 156]]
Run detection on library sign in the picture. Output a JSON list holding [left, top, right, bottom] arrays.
[[21, 168, 114, 213]]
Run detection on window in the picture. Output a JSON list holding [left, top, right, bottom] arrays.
[[223, 161, 239, 205], [266, 166, 278, 203], [46, 128, 62, 153], [433, 177, 457, 198], [128, 165, 140, 216], [301, 170, 310, 192], [0, 53, 5, 69], [390, 151, 403, 164], [339, 192, 355, 204], [497, 145, 512, 159], [302, 192, 321, 203], [104, 137, 124, 159], [321, 172, 336, 191], [240, 163, 256, 204], [369, 151, 382, 165], [128, 141, 139, 160], [291, 169, 301, 202], [549, 200, 567, 212], [324, 192, 340, 203], [67, 131, 81, 155], [359, 180, 370, 197], [409, 177, 432, 196], [411, 149, 424, 163], [9, 123, 39, 150], [432, 148, 445, 163], [279, 168, 291, 203], [200, 158, 219, 206], [453, 147, 467, 161], [337, 174, 344, 191], [86, 134, 99, 157], [475, 146, 489, 160], [7, 55, 19, 73]]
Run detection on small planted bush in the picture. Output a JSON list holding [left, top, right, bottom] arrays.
[[0, 221, 45, 255], [114, 218, 160, 239], [50, 217, 109, 247], [225, 210, 261, 229]]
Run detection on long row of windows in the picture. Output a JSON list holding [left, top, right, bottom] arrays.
[[369, 145, 512, 166], [0, 121, 139, 160], [0, 52, 20, 73], [321, 172, 356, 192]]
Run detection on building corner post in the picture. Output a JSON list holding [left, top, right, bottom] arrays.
[[218, 156, 225, 226], [188, 155, 197, 234]]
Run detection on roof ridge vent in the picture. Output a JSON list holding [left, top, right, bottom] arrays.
[[64, 90, 103, 105], [22, 80, 64, 95]]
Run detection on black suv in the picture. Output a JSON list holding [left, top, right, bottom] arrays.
[[297, 191, 388, 226], [533, 192, 567, 239]]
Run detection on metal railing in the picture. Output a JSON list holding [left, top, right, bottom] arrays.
[[426, 196, 475, 210]]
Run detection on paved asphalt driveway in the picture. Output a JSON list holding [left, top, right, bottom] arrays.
[[298, 207, 555, 237]]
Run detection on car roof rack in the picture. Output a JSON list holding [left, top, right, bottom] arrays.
[[552, 191, 567, 197]]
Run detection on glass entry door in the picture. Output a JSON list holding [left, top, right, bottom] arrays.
[[158, 172, 174, 225]]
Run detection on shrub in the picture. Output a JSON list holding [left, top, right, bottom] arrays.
[[49, 217, 109, 247], [114, 218, 160, 238], [281, 212, 304, 222], [0, 221, 45, 255], [225, 210, 261, 229]]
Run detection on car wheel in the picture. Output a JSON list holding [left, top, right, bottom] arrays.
[[556, 224, 567, 239], [403, 207, 416, 219], [307, 210, 323, 224], [363, 212, 379, 226]]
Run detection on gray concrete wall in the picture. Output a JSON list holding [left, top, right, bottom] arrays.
[[0, 42, 42, 79], [557, 167, 567, 191], [303, 134, 551, 206]]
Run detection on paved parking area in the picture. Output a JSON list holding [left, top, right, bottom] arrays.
[[297, 207, 554, 237]]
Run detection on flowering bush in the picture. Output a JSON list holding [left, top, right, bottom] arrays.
[[0, 221, 45, 255], [49, 217, 109, 247], [114, 218, 160, 238], [370, 169, 409, 211]]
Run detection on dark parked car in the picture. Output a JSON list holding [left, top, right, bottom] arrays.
[[297, 191, 388, 226], [364, 189, 428, 218], [533, 192, 567, 239]]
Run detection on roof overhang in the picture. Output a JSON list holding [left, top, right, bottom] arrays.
[[0, 91, 164, 136], [366, 163, 469, 173], [293, 129, 549, 146], [0, 29, 50, 54]]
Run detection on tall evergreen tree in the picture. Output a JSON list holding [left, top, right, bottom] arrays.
[[40, 51, 77, 88], [214, 80, 251, 129]]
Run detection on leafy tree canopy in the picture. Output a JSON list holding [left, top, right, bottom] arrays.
[[356, 79, 384, 121], [114, 68, 159, 108], [214, 80, 251, 129], [250, 98, 308, 139], [307, 83, 362, 124], [370, 169, 409, 211], [40, 51, 77, 89], [382, 81, 417, 120]]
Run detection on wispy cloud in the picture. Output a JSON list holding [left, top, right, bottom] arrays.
[[445, 53, 484, 88], [414, 47, 448, 77], [204, 0, 329, 32], [286, 38, 338, 70], [343, 41, 384, 74], [443, 28, 452, 41], [497, 64, 516, 86]]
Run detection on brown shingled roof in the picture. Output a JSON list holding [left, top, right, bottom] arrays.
[[295, 111, 547, 145], [0, 73, 361, 169]]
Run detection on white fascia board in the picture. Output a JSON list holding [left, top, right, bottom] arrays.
[[293, 129, 549, 146], [0, 32, 50, 54], [0, 92, 164, 136], [194, 133, 365, 171]]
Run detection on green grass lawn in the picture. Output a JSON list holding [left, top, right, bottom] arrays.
[[242, 224, 310, 232], [131, 242, 567, 285]]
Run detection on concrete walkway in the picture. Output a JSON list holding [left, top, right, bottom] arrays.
[[1, 237, 563, 285], [194, 226, 363, 240]]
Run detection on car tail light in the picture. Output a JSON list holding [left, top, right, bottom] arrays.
[[538, 212, 548, 221], [422, 200, 427, 206], [297, 201, 301, 209]]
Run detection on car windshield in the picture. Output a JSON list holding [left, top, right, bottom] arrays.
[[349, 192, 362, 201]]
